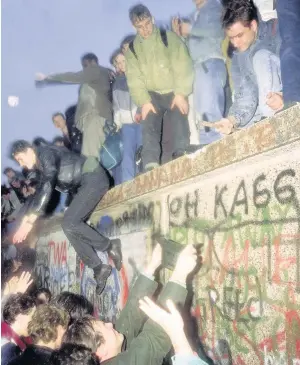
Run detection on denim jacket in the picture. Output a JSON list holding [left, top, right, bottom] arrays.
[[229, 19, 281, 127], [188, 0, 225, 64]]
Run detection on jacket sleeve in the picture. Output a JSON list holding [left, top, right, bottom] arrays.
[[168, 32, 194, 97], [228, 55, 258, 127], [112, 89, 122, 128], [115, 282, 187, 365], [46, 68, 98, 84], [27, 149, 58, 216], [125, 49, 151, 106], [115, 274, 158, 346]]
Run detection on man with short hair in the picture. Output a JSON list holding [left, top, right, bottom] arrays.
[[52, 109, 82, 154], [36, 53, 112, 163], [10, 140, 122, 295], [8, 305, 69, 365], [51, 344, 100, 365], [215, 0, 282, 135], [125, 4, 194, 172], [110, 49, 142, 184], [120, 34, 136, 54], [1, 294, 36, 365], [62, 244, 199, 365]]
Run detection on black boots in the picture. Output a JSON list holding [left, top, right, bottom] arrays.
[[93, 239, 122, 295], [108, 238, 123, 271], [93, 263, 112, 295]]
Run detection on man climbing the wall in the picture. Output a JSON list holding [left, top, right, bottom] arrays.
[[10, 140, 122, 295]]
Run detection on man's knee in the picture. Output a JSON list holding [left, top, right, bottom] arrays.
[[62, 213, 76, 234]]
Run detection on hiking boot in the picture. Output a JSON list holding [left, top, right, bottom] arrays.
[[94, 263, 112, 295], [108, 239, 122, 271]]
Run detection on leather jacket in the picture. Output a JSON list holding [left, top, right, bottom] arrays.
[[29, 145, 86, 216]]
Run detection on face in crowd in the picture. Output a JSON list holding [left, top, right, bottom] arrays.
[[93, 319, 124, 361], [14, 148, 37, 170], [133, 16, 154, 39], [226, 19, 258, 52], [114, 54, 126, 74], [52, 114, 66, 131]]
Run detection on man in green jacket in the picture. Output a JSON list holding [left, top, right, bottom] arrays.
[[125, 4, 194, 172], [60, 244, 199, 365], [35, 53, 112, 162]]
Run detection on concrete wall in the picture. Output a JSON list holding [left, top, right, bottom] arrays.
[[34, 106, 300, 365]]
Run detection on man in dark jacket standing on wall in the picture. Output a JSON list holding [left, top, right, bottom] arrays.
[[36, 53, 112, 164], [10, 140, 122, 295]]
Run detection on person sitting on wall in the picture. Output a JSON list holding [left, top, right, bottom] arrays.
[[10, 140, 122, 295]]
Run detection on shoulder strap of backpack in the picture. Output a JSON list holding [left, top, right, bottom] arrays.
[[129, 41, 138, 60], [160, 28, 168, 48]]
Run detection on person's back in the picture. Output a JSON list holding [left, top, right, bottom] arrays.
[[8, 345, 52, 365], [75, 64, 112, 124], [34, 145, 86, 193]]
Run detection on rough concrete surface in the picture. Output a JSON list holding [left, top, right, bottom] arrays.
[[34, 105, 300, 365]]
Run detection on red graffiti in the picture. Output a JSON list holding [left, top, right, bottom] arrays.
[[48, 240, 67, 265]]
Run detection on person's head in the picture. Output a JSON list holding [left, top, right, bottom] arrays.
[[33, 137, 48, 147], [35, 288, 52, 305], [222, 0, 259, 52], [120, 34, 135, 53], [51, 344, 100, 365], [28, 305, 69, 349], [11, 179, 21, 188], [81, 53, 98, 69], [63, 316, 124, 362], [3, 167, 15, 179], [110, 49, 126, 74], [51, 292, 94, 324], [10, 140, 37, 170], [3, 293, 36, 337], [53, 136, 65, 147], [129, 4, 154, 39], [52, 112, 66, 130]]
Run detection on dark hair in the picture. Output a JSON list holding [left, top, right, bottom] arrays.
[[110, 48, 123, 66], [10, 140, 32, 159], [1, 184, 11, 195], [32, 137, 48, 147], [3, 293, 36, 325], [81, 53, 98, 64], [51, 344, 100, 365], [3, 167, 14, 175], [53, 136, 65, 146], [120, 34, 135, 49], [129, 4, 152, 24], [63, 316, 104, 352], [34, 287, 52, 305], [52, 112, 65, 121], [222, 0, 259, 28], [51, 292, 94, 324], [28, 305, 69, 344]]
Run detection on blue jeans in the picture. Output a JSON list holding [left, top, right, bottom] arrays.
[[277, 0, 300, 102], [55, 192, 68, 213], [114, 123, 142, 185], [194, 58, 227, 145]]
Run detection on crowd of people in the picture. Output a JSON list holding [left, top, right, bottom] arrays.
[[1, 245, 210, 365], [1, 0, 299, 363]]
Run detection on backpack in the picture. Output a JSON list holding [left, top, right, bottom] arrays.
[[129, 28, 168, 60]]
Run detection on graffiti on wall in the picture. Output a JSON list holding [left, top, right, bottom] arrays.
[[168, 168, 300, 365]]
